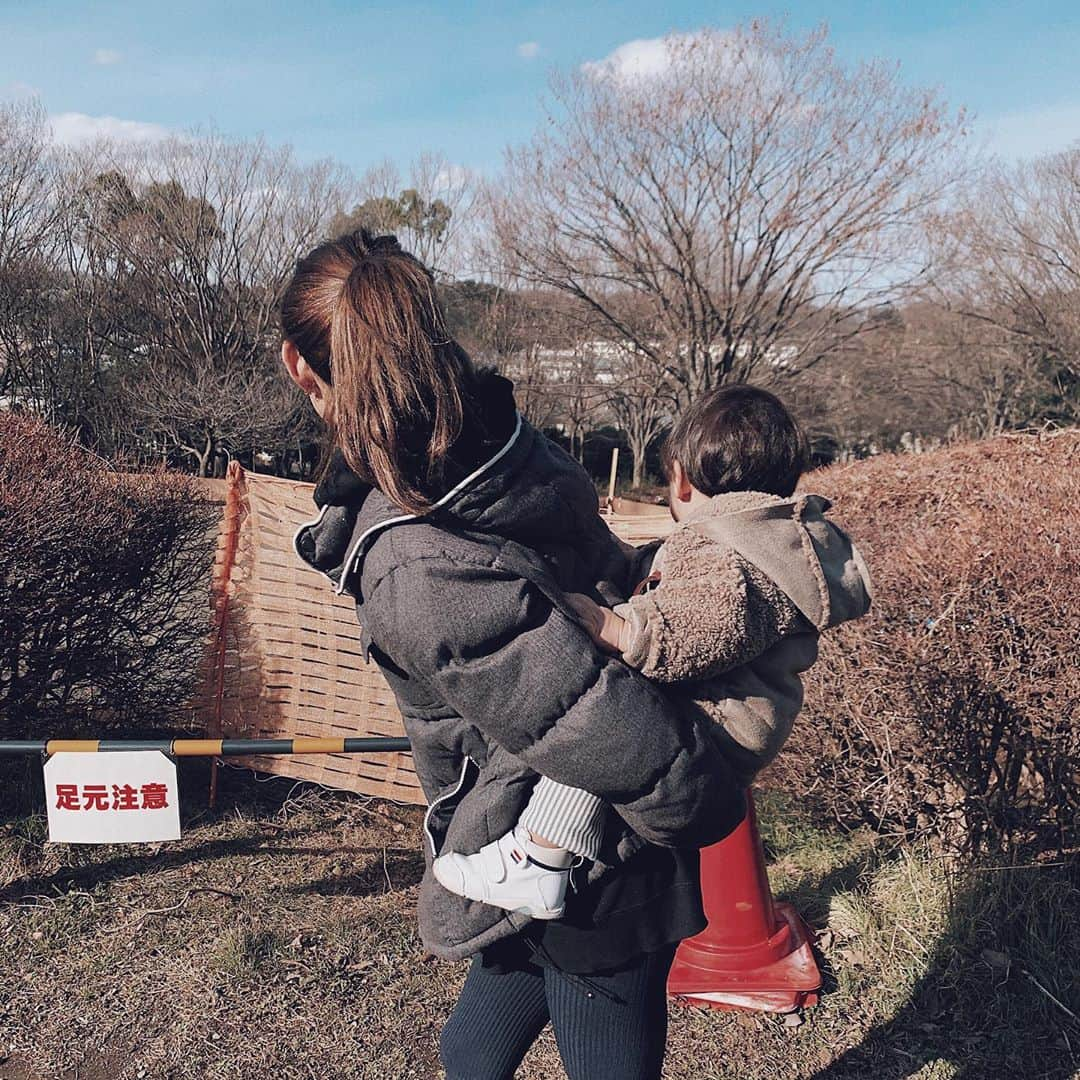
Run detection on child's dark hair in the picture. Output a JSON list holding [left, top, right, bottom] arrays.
[[661, 385, 808, 497]]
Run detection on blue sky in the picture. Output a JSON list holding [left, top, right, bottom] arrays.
[[3, 0, 1080, 174]]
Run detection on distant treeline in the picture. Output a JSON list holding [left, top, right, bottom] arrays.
[[1, 22, 1076, 487]]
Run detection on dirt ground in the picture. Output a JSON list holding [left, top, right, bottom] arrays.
[[1, 764, 1076, 1080]]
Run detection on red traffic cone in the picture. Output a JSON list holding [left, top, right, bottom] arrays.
[[668, 790, 821, 1013]]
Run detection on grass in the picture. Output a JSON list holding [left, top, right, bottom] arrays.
[[0, 769, 1077, 1080]]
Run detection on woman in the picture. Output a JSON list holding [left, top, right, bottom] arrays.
[[281, 230, 745, 1080]]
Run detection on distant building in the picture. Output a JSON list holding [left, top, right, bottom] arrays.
[[502, 337, 797, 384]]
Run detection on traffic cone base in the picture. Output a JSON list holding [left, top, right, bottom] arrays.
[[668, 902, 820, 1013], [667, 791, 822, 1014]]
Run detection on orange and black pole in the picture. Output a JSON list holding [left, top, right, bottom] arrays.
[[0, 737, 411, 756]]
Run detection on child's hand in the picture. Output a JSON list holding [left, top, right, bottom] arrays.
[[565, 593, 627, 655]]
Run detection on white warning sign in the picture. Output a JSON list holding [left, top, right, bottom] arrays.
[[44, 751, 181, 844]]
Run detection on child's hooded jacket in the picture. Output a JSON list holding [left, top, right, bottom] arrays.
[[618, 490, 873, 784]]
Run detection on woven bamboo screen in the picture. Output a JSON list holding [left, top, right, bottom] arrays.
[[197, 463, 672, 805]]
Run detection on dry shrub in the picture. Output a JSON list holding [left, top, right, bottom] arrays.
[[775, 429, 1080, 855], [0, 412, 219, 740]]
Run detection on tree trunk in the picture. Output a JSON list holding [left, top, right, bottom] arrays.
[[630, 440, 645, 489], [196, 433, 214, 478]]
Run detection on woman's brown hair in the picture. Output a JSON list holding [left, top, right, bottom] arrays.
[[280, 230, 479, 512]]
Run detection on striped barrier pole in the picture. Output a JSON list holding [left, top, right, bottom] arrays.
[[0, 737, 412, 757]]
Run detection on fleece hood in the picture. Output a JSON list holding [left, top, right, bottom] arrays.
[[687, 491, 873, 631]]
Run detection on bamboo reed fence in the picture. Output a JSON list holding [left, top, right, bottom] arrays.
[[195, 463, 672, 806]]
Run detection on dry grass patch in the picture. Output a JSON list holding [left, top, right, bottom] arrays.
[[2, 778, 1076, 1080]]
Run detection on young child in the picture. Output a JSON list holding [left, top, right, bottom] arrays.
[[433, 385, 872, 920]]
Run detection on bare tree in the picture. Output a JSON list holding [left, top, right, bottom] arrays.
[[0, 99, 55, 274], [108, 356, 302, 476], [790, 304, 988, 454], [552, 347, 608, 463], [519, 303, 613, 461], [0, 99, 63, 412], [496, 342, 556, 431], [604, 345, 675, 487], [487, 22, 967, 407], [448, 279, 564, 428], [330, 152, 476, 278], [933, 149, 1080, 428], [76, 135, 347, 473]]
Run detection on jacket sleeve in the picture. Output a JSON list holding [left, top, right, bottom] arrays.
[[619, 540, 803, 684], [364, 552, 745, 850]]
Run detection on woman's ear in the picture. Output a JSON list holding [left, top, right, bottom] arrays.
[[281, 340, 333, 420], [281, 339, 308, 388]]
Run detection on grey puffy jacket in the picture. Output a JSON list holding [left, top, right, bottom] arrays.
[[293, 387, 746, 960]]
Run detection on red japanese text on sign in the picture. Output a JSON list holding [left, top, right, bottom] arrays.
[[53, 782, 171, 811]]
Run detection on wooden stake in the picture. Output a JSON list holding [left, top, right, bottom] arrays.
[[607, 448, 620, 509]]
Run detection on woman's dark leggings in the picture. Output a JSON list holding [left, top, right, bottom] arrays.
[[440, 945, 677, 1080]]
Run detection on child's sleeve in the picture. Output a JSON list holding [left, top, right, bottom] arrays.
[[363, 548, 746, 850], [617, 531, 805, 683]]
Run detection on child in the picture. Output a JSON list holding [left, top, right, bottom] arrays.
[[433, 385, 872, 920]]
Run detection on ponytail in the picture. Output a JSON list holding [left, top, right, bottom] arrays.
[[281, 230, 478, 513]]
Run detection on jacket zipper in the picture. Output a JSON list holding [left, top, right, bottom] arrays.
[[331, 413, 524, 596], [421, 756, 475, 858]]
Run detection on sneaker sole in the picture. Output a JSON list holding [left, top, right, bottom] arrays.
[[519, 906, 565, 920]]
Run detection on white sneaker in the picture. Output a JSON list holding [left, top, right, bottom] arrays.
[[433, 827, 572, 920]]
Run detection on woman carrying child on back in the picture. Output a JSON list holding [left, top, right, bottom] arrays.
[[281, 229, 748, 1080]]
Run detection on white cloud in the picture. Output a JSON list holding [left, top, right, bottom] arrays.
[[517, 41, 541, 60], [986, 101, 1080, 162], [93, 48, 122, 66], [433, 162, 472, 191], [49, 112, 169, 148], [582, 36, 678, 82], [582, 30, 783, 108], [2, 80, 40, 100]]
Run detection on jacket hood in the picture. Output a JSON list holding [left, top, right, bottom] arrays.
[[293, 372, 612, 598], [687, 491, 872, 631]]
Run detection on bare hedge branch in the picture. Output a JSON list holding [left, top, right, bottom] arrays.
[[0, 413, 219, 738]]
